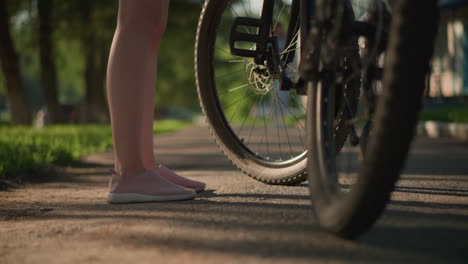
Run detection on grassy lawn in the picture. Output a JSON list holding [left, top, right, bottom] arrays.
[[153, 119, 192, 134], [420, 106, 468, 123], [0, 119, 191, 185]]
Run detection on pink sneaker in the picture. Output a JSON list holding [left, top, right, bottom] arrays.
[[107, 169, 196, 204], [153, 165, 206, 193]]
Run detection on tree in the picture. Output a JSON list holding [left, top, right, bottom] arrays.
[[54, 0, 115, 123], [156, 0, 203, 112], [81, 0, 117, 123], [0, 0, 32, 125], [38, 0, 63, 123]]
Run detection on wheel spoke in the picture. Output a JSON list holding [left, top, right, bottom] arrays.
[[273, 0, 287, 33], [276, 89, 295, 157], [215, 69, 244, 81], [223, 89, 256, 110], [229, 85, 249, 123]]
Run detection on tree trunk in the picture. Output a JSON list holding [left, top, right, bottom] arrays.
[[80, 3, 109, 124], [81, 41, 109, 123], [94, 45, 110, 122], [38, 0, 63, 124], [0, 0, 31, 125]]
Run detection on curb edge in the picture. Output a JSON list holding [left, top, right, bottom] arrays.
[[417, 121, 468, 141]]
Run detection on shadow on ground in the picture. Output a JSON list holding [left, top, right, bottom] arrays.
[[1, 128, 467, 263], [2, 188, 467, 263]]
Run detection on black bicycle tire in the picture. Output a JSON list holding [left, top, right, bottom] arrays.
[[306, 0, 438, 239], [195, 0, 307, 185]]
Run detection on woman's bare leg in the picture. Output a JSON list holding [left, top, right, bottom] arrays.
[[135, 2, 205, 192], [106, 0, 195, 203], [140, 58, 158, 169], [107, 0, 168, 176], [140, 63, 206, 192]]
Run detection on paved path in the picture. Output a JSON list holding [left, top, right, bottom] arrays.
[[1, 125, 467, 264]]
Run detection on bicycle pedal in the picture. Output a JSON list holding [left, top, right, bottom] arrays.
[[229, 17, 267, 59]]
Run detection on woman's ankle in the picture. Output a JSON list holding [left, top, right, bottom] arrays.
[[140, 160, 158, 170]]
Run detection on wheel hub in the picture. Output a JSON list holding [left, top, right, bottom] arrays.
[[244, 60, 273, 95]]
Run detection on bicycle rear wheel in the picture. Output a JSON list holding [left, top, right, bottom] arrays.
[[306, 0, 438, 238], [195, 0, 307, 184]]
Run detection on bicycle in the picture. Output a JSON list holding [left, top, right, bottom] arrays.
[[195, 0, 438, 238]]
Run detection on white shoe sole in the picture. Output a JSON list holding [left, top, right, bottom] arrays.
[[107, 192, 195, 204]]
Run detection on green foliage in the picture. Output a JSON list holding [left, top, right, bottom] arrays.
[[0, 125, 113, 179], [153, 119, 192, 134], [156, 1, 203, 110], [53, 0, 117, 104], [420, 106, 468, 123], [0, 119, 192, 181], [3, 0, 204, 111], [55, 38, 85, 103]]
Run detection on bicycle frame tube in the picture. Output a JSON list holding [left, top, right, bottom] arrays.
[[282, 0, 314, 65], [254, 0, 316, 65], [277, 0, 298, 65], [300, 0, 315, 42], [252, 0, 318, 89], [260, 0, 315, 41], [260, 0, 275, 27]]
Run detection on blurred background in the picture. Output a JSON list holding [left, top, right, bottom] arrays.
[[0, 0, 203, 126], [428, 0, 468, 122], [0, 0, 466, 126]]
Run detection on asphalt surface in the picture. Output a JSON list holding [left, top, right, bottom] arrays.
[[1, 125, 467, 264]]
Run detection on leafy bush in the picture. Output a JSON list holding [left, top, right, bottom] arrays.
[[0, 119, 191, 182], [153, 119, 192, 134], [0, 125, 113, 179], [420, 106, 468, 123]]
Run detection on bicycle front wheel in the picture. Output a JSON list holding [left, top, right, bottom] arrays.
[[195, 0, 307, 184], [306, 0, 438, 238]]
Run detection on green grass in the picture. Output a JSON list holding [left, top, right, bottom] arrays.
[[420, 106, 468, 123], [153, 119, 192, 134], [0, 119, 192, 184], [0, 125, 113, 181]]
